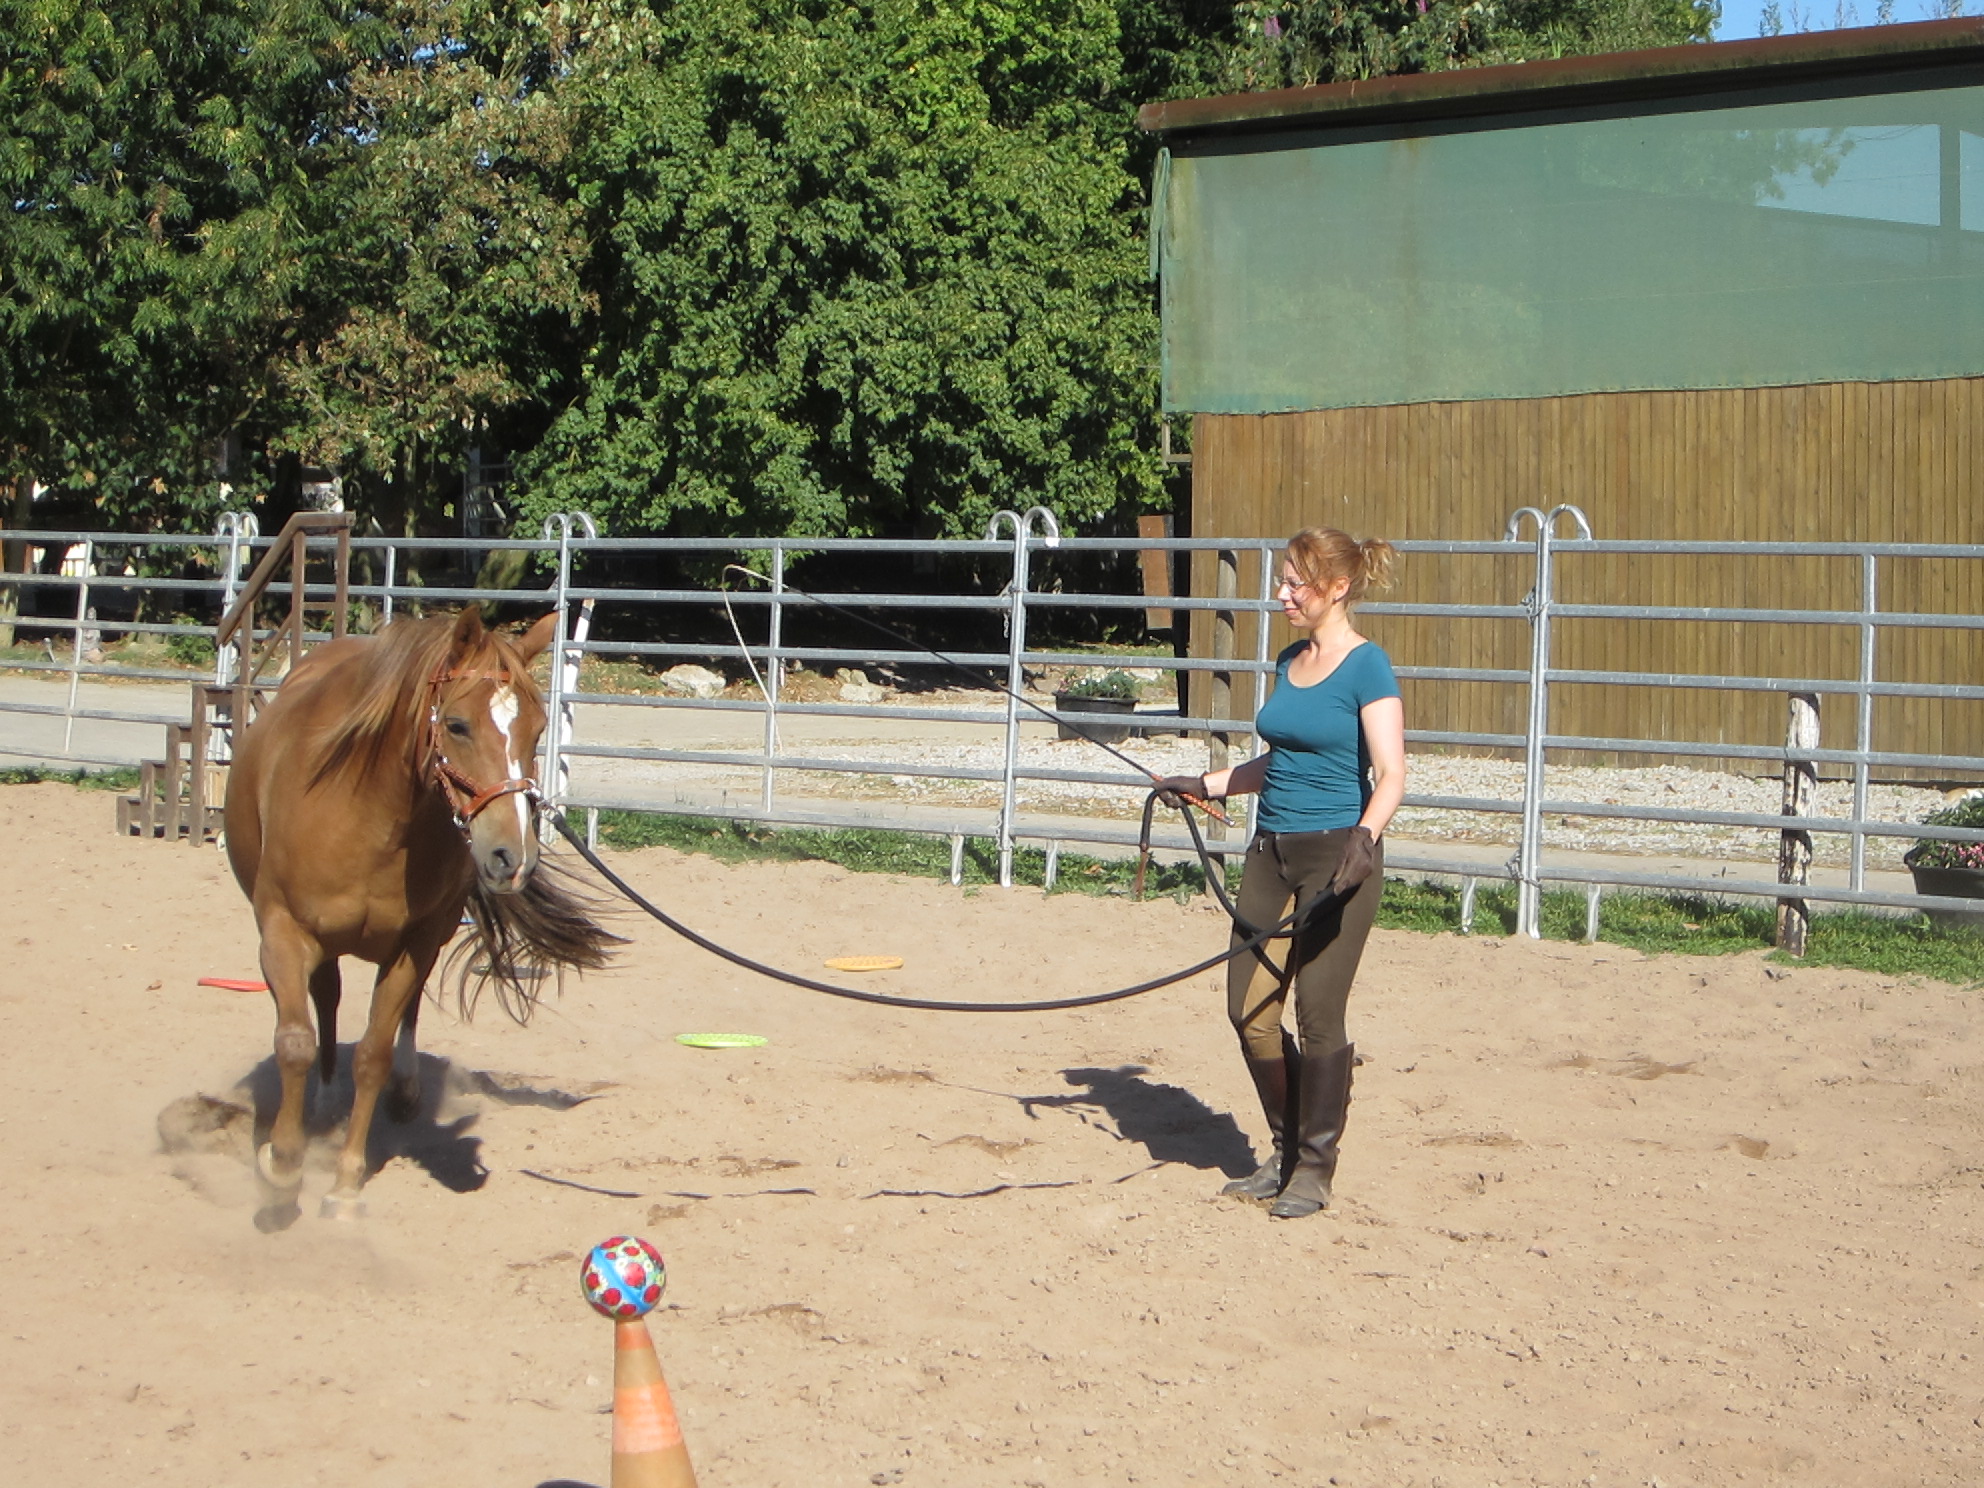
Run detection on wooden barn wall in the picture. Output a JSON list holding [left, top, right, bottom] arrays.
[[1187, 379, 1984, 778]]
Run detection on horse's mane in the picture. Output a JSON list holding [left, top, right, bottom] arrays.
[[310, 613, 530, 788]]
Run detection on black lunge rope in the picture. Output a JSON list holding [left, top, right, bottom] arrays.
[[554, 811, 1328, 1014], [547, 561, 1340, 1010]]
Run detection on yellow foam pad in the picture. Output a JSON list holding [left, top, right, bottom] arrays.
[[823, 955, 905, 972]]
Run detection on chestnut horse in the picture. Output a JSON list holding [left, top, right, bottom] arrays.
[[225, 607, 618, 1229]]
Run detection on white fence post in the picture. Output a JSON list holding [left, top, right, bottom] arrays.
[[539, 513, 597, 834], [60, 537, 94, 756], [989, 506, 1059, 888], [760, 544, 785, 814], [1504, 504, 1592, 939], [1851, 553, 1877, 893]]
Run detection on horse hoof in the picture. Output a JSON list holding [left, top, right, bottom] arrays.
[[256, 1142, 302, 1191], [254, 1200, 301, 1233], [319, 1192, 368, 1222]]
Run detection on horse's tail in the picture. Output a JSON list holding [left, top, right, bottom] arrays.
[[445, 852, 626, 1023]]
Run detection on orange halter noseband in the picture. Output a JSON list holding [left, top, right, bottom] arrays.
[[424, 665, 540, 827]]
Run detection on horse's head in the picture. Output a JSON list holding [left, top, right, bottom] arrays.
[[428, 607, 559, 894]]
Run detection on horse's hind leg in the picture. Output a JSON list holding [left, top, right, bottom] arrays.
[[254, 912, 324, 1232], [384, 990, 423, 1124], [323, 936, 443, 1219], [310, 960, 341, 1106]]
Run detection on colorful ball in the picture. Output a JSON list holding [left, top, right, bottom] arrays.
[[579, 1235, 667, 1320]]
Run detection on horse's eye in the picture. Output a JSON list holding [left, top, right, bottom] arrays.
[[445, 718, 471, 738]]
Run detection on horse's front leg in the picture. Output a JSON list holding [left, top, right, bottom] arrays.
[[255, 910, 325, 1232], [323, 936, 443, 1219]]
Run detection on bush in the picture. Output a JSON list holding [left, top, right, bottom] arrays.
[[165, 622, 217, 668], [1904, 792, 1984, 871]]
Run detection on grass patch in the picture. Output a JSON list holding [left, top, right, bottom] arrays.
[[1372, 879, 1984, 984], [594, 810, 1221, 902], [0, 764, 140, 792], [596, 809, 1984, 985]]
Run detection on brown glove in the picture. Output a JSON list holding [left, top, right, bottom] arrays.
[[1329, 825, 1379, 896], [1153, 774, 1208, 810]]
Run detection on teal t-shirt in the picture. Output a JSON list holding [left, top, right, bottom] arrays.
[[1254, 640, 1400, 833]]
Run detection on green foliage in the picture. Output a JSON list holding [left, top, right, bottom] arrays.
[[594, 809, 1214, 898], [1374, 881, 1984, 983], [514, 0, 1163, 541], [1904, 793, 1984, 872], [0, 0, 346, 517], [0, 764, 140, 791], [1061, 669, 1143, 700], [0, 0, 594, 533], [163, 620, 217, 668], [1214, 0, 1716, 94], [269, 0, 597, 510]]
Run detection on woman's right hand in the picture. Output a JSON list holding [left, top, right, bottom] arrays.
[[1153, 774, 1208, 809]]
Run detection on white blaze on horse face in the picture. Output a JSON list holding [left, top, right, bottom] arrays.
[[488, 685, 530, 843]]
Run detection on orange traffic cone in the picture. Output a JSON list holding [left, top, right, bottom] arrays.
[[581, 1236, 697, 1488], [612, 1316, 697, 1488]]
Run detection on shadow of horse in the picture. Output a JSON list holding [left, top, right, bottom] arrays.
[[231, 1048, 490, 1194], [1015, 1065, 1257, 1179]]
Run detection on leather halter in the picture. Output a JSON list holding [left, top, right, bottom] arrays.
[[425, 665, 539, 828]]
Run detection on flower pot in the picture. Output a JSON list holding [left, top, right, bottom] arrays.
[[1052, 692, 1138, 744], [1903, 854, 1984, 936]]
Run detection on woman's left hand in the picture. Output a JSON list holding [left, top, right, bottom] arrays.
[[1330, 825, 1379, 895]]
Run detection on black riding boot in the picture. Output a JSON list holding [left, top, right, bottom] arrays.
[[1269, 1042, 1356, 1219], [1221, 1033, 1301, 1199]]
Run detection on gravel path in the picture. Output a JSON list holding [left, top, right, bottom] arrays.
[[702, 701, 1947, 871]]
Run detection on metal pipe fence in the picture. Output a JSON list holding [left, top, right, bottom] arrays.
[[4, 508, 1984, 934]]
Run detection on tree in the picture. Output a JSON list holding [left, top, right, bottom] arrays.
[[266, 0, 596, 547], [0, 0, 360, 635], [1209, 0, 1716, 95], [512, 0, 1164, 541], [0, 0, 594, 554]]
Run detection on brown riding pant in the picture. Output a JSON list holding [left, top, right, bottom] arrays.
[[1226, 826, 1383, 1061]]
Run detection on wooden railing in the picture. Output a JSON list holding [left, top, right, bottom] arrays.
[[122, 511, 354, 844], [215, 510, 352, 746]]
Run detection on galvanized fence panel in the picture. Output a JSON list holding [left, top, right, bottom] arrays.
[[5, 507, 1984, 929]]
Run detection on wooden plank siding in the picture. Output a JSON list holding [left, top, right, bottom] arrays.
[[1187, 378, 1984, 779]]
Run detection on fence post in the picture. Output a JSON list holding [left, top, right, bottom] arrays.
[[213, 512, 255, 689], [288, 524, 307, 671], [760, 544, 785, 814], [61, 538, 94, 756], [539, 513, 597, 832], [990, 507, 1059, 888], [989, 511, 1028, 888], [1851, 554, 1877, 893], [1208, 548, 1239, 861], [1775, 691, 1820, 956], [1504, 504, 1592, 939]]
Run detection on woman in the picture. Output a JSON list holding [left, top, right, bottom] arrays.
[[1159, 528, 1404, 1219]]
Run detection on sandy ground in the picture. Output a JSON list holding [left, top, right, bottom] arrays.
[[1, 783, 1981, 1488]]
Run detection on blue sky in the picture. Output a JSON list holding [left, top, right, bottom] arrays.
[[1713, 1, 1972, 40]]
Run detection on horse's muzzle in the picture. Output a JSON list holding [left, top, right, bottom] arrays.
[[477, 843, 535, 894]]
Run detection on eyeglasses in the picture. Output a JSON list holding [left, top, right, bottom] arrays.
[[1277, 573, 1314, 595]]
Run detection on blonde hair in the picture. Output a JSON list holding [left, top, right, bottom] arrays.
[[1285, 527, 1396, 608]]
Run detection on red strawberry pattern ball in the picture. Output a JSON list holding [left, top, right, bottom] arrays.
[[580, 1235, 667, 1319]]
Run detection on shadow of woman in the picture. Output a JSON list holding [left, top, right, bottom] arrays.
[[235, 1047, 488, 1194], [1017, 1065, 1257, 1178]]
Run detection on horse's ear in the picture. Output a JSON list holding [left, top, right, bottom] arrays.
[[446, 606, 486, 663], [515, 611, 560, 662]]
